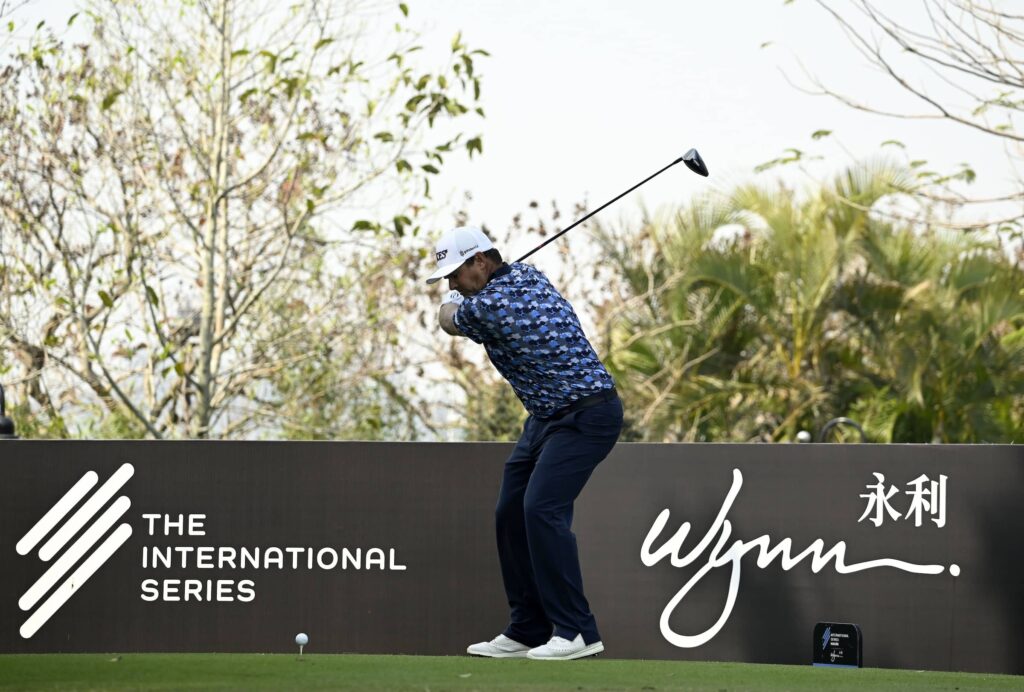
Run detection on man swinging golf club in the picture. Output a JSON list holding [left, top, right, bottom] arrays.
[[427, 226, 623, 661]]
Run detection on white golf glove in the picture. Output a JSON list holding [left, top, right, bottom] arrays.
[[442, 290, 465, 306]]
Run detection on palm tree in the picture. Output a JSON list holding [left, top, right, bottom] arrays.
[[839, 225, 1024, 442], [594, 162, 1024, 442]]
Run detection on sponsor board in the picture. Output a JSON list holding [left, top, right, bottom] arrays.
[[1, 441, 1021, 674]]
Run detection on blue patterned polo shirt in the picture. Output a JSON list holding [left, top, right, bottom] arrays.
[[454, 262, 615, 418]]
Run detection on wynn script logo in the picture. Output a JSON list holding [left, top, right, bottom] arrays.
[[641, 469, 959, 649]]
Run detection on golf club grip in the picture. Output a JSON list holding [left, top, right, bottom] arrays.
[[514, 157, 684, 264]]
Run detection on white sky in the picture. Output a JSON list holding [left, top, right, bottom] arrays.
[[10, 1, 1021, 260], [415, 0, 1020, 257]]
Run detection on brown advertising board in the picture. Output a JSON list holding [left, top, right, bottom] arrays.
[[1, 440, 1021, 674]]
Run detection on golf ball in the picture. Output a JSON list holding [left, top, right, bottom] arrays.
[[295, 633, 309, 646]]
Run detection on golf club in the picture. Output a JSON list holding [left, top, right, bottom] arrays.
[[515, 148, 708, 263]]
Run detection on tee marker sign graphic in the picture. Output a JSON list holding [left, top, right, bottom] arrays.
[[16, 463, 134, 639]]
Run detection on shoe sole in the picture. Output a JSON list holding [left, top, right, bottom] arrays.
[[466, 648, 530, 658], [526, 642, 605, 660]]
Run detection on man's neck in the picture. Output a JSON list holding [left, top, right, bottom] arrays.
[[487, 261, 510, 283]]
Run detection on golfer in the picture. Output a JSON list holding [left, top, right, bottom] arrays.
[[426, 226, 623, 661]]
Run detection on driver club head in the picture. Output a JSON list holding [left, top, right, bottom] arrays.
[[682, 148, 709, 177]]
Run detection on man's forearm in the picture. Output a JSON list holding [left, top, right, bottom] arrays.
[[439, 302, 463, 336]]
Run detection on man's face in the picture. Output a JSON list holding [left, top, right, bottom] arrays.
[[447, 253, 490, 296]]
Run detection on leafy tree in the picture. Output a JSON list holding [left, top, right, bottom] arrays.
[[0, 1, 32, 33], [840, 223, 1024, 441], [0, 0, 486, 438], [595, 162, 1024, 442]]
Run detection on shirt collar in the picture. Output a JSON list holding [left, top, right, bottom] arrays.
[[487, 262, 511, 284]]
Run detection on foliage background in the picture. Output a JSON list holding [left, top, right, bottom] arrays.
[[1, 0, 1022, 443]]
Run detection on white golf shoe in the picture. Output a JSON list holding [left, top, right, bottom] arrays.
[[526, 634, 604, 660], [466, 634, 531, 658]]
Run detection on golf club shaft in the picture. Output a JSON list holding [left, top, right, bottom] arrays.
[[514, 156, 684, 264]]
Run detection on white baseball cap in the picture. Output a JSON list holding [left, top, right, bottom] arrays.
[[425, 226, 495, 284]]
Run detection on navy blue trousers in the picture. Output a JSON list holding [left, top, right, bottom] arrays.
[[496, 395, 623, 647]]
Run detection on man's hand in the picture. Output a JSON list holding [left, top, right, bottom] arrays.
[[439, 291, 464, 336]]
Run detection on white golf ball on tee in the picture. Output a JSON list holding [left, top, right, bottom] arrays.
[[295, 633, 309, 646]]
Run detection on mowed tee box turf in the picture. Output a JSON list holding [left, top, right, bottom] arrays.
[[0, 654, 1022, 692]]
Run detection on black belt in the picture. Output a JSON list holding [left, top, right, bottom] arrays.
[[545, 388, 618, 421]]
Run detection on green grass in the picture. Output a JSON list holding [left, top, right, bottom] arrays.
[[0, 654, 1020, 691]]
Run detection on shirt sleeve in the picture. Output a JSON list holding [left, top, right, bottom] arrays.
[[453, 293, 503, 345]]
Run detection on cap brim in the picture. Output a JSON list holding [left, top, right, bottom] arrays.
[[425, 260, 461, 284]]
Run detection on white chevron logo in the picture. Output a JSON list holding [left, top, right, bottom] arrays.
[[16, 463, 134, 639]]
